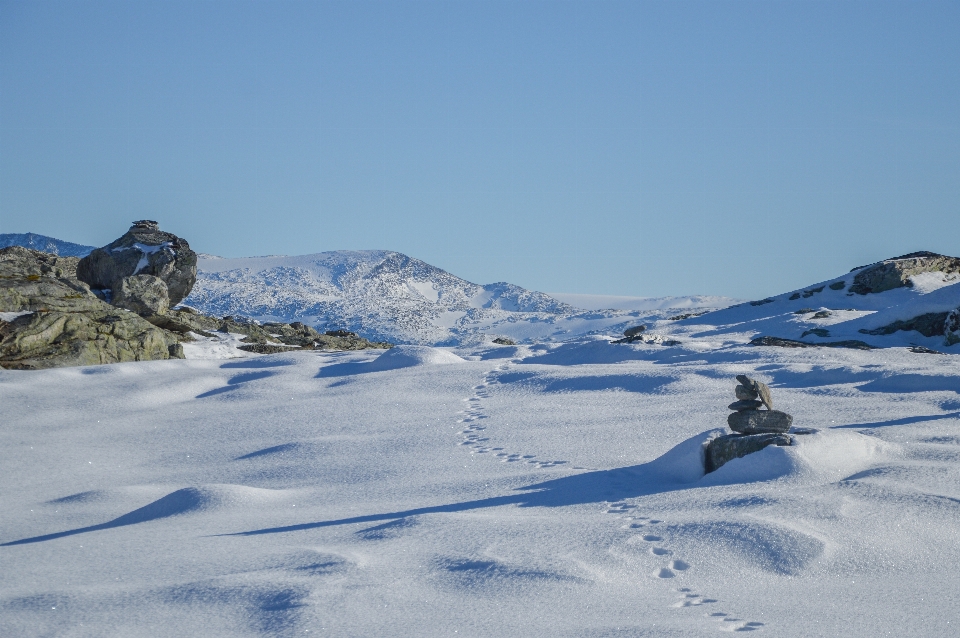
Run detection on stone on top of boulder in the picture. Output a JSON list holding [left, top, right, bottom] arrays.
[[77, 221, 197, 306]]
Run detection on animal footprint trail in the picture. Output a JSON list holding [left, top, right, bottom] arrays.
[[606, 506, 766, 632], [454, 363, 569, 469]]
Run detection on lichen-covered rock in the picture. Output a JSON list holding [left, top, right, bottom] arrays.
[[112, 275, 170, 316], [705, 433, 793, 473], [0, 309, 179, 370], [849, 251, 960, 295], [77, 221, 197, 306], [0, 246, 104, 313], [727, 409, 793, 434]]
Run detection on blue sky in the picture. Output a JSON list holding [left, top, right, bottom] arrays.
[[1, 0, 958, 298]]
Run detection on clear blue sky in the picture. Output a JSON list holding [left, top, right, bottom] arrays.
[[2, 0, 958, 298]]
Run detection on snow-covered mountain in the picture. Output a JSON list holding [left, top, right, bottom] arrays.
[[0, 232, 95, 257], [186, 250, 731, 346]]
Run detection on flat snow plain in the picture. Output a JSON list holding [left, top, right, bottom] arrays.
[[2, 334, 960, 636]]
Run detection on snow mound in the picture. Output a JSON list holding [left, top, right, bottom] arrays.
[[366, 346, 465, 371]]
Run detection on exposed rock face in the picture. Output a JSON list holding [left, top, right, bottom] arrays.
[[0, 309, 180, 370], [849, 252, 960, 295], [705, 433, 793, 473], [727, 409, 793, 434], [0, 246, 102, 313], [492, 337, 516, 345], [77, 221, 197, 306], [859, 312, 950, 338], [946, 309, 960, 346], [112, 274, 170, 315], [0, 246, 181, 369], [750, 336, 876, 350]]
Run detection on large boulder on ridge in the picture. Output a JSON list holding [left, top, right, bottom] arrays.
[[77, 221, 197, 306]]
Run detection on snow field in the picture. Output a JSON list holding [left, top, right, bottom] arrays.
[[2, 338, 960, 636]]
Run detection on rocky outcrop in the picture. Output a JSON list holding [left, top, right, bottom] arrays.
[[0, 309, 179, 370], [0, 246, 182, 369], [77, 221, 197, 306], [849, 251, 960, 295], [112, 274, 170, 315], [750, 336, 876, 350], [859, 312, 951, 339], [946, 310, 960, 346]]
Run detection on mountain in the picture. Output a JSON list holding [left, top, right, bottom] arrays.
[[186, 250, 715, 345], [664, 251, 960, 351], [0, 233, 95, 257]]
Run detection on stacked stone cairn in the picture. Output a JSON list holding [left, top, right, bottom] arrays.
[[704, 375, 794, 473]]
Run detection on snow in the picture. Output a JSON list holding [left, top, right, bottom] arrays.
[[3, 332, 960, 636], [0, 311, 33, 322], [547, 293, 740, 311]]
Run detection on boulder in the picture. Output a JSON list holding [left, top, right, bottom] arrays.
[[0, 309, 180, 370], [946, 309, 960, 346], [623, 325, 646, 337], [112, 275, 170, 315], [849, 251, 960, 295], [705, 433, 793, 473], [76, 221, 197, 306], [0, 246, 104, 313], [727, 409, 793, 434], [492, 337, 516, 345]]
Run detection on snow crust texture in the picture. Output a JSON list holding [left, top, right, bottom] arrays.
[[3, 336, 960, 636]]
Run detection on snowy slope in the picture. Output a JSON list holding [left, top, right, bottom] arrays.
[[0, 233, 95, 257], [3, 336, 960, 636], [187, 251, 732, 346]]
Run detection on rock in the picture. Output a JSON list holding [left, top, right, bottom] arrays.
[[0, 309, 178, 370], [705, 433, 793, 473], [623, 325, 646, 337], [829, 281, 846, 290], [735, 384, 758, 400], [801, 328, 830, 338], [325, 329, 357, 338], [812, 310, 831, 319], [0, 246, 104, 313], [729, 400, 763, 411], [946, 309, 960, 346], [727, 409, 793, 434], [750, 336, 876, 350], [735, 375, 773, 409], [849, 251, 960, 295], [859, 312, 949, 338], [492, 337, 516, 345], [238, 343, 294, 355], [76, 221, 198, 306], [112, 275, 170, 315]]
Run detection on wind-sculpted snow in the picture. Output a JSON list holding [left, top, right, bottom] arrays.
[[185, 250, 723, 346], [3, 331, 960, 636]]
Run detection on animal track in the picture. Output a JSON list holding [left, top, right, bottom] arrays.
[[605, 504, 765, 631], [454, 363, 569, 469]]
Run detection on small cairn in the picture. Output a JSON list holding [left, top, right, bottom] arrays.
[[727, 375, 792, 434], [704, 375, 794, 473]]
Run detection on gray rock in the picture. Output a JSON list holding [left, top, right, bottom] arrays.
[[492, 337, 516, 345], [0, 308, 178, 370], [727, 409, 793, 434], [623, 325, 646, 337], [946, 309, 960, 346], [705, 433, 793, 473], [755, 380, 773, 409], [849, 251, 960, 295], [735, 384, 758, 401], [77, 221, 198, 306], [0, 246, 104, 313], [112, 275, 170, 315], [729, 400, 763, 411]]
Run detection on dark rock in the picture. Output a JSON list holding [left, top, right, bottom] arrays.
[[168, 343, 185, 359], [909, 346, 947, 355], [849, 252, 960, 295], [802, 286, 824, 298], [112, 274, 170, 315], [727, 409, 793, 434], [829, 281, 846, 290], [705, 433, 793, 473], [623, 325, 646, 337], [789, 293, 801, 300], [667, 311, 709, 321], [801, 328, 830, 338], [729, 400, 763, 411], [750, 298, 775, 306], [325, 329, 358, 338], [946, 309, 960, 346], [812, 310, 831, 319], [734, 375, 772, 409], [735, 384, 758, 401], [76, 221, 198, 306], [492, 337, 516, 345], [750, 336, 876, 350], [793, 308, 815, 315], [238, 343, 295, 355], [859, 312, 949, 338]]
